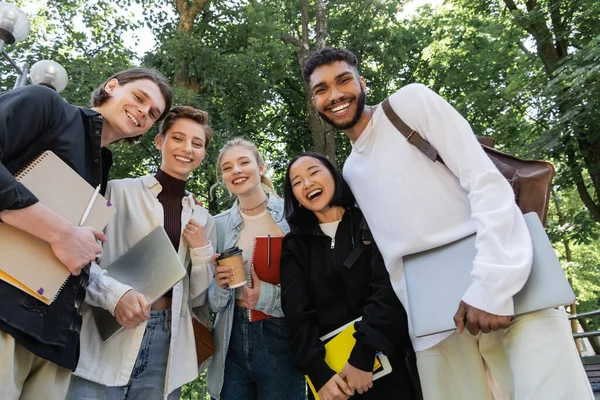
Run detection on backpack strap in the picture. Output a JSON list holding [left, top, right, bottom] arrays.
[[381, 98, 444, 164], [342, 216, 373, 269]]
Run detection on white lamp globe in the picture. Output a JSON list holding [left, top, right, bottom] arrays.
[[0, 2, 30, 44], [30, 60, 69, 93]]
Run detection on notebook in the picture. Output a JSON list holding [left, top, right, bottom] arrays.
[[247, 235, 284, 322], [404, 212, 576, 337], [90, 226, 187, 341], [306, 317, 392, 399], [0, 151, 115, 304]]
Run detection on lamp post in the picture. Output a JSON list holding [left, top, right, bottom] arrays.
[[0, 2, 31, 88]]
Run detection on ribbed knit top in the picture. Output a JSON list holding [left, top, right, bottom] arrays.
[[155, 169, 187, 251]]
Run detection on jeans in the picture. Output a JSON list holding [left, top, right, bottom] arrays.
[[219, 307, 305, 400], [66, 309, 181, 400]]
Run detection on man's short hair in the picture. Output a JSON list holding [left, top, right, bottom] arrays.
[[303, 47, 358, 84], [90, 68, 173, 122]]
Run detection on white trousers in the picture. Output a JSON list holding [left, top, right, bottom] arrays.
[[415, 308, 594, 400], [0, 331, 72, 400]]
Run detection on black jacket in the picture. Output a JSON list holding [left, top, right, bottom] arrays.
[[0, 85, 111, 370], [281, 206, 413, 397]]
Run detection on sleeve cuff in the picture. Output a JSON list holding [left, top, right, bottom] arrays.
[[106, 282, 134, 315], [306, 357, 336, 392], [462, 280, 514, 316], [348, 339, 376, 372], [256, 281, 275, 312], [190, 241, 214, 265], [0, 181, 38, 212]]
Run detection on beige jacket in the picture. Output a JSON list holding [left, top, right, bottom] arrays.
[[74, 175, 216, 398]]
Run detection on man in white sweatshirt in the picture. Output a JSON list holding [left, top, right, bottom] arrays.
[[302, 47, 592, 399]]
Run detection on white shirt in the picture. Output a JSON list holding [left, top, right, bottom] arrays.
[[344, 83, 532, 351], [75, 175, 216, 397]]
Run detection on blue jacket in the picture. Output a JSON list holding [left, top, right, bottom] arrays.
[[206, 194, 289, 399]]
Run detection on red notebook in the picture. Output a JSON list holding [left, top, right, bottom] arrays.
[[248, 235, 284, 322]]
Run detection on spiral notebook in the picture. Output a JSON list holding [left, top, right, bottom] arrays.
[[0, 151, 115, 304], [247, 235, 284, 322]]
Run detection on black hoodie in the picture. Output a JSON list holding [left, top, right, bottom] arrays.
[[281, 206, 416, 398]]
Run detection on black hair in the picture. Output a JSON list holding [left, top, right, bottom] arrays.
[[284, 152, 356, 229], [303, 47, 358, 84]]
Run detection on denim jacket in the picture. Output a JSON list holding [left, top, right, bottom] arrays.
[[206, 194, 289, 399]]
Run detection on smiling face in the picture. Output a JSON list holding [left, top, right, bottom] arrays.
[[289, 156, 336, 214], [98, 78, 166, 142], [309, 61, 367, 131], [155, 118, 207, 180], [219, 145, 264, 196]]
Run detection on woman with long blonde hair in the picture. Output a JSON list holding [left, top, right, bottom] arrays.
[[206, 138, 305, 400]]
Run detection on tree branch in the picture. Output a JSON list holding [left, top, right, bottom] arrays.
[[300, 0, 310, 50], [314, 0, 327, 50], [573, 166, 600, 222], [281, 34, 301, 48], [502, 0, 561, 75], [548, 0, 568, 57]]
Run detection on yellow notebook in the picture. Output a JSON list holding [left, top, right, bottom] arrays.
[[0, 151, 115, 304], [306, 318, 392, 399]]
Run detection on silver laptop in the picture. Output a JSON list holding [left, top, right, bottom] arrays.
[[404, 212, 575, 338], [91, 226, 186, 341]]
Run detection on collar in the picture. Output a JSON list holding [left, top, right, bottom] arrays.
[[228, 193, 284, 231], [78, 107, 103, 118], [140, 175, 195, 207]]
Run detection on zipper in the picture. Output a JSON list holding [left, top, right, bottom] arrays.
[[330, 238, 335, 249]]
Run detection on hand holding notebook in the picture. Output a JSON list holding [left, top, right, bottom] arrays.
[[306, 317, 392, 400], [247, 234, 285, 322], [0, 151, 115, 304]]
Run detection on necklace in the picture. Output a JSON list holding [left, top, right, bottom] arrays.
[[239, 197, 268, 215]]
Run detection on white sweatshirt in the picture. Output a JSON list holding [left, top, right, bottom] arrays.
[[343, 83, 533, 351]]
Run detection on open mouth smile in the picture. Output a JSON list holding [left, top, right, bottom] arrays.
[[126, 111, 140, 127], [175, 156, 192, 163], [306, 189, 323, 201], [232, 177, 248, 185], [329, 102, 351, 113]]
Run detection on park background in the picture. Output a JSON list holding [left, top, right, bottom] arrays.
[[2, 0, 599, 397]]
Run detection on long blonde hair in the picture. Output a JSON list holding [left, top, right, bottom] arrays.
[[212, 138, 277, 199]]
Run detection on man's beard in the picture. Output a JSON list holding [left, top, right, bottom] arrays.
[[318, 87, 366, 130]]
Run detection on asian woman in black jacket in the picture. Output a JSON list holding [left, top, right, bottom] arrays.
[[280, 152, 419, 400]]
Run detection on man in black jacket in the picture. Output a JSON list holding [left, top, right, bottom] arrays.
[[0, 68, 172, 399]]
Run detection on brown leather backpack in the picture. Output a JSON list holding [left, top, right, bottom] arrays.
[[381, 98, 555, 226]]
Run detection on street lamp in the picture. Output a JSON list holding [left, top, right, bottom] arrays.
[[0, 2, 30, 88], [30, 60, 68, 93]]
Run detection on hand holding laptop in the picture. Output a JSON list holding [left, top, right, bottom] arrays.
[[114, 290, 151, 329], [453, 300, 512, 335]]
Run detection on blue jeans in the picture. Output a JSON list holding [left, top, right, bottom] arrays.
[[66, 310, 181, 400], [219, 307, 305, 400]]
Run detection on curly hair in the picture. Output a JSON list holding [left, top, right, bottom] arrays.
[[302, 47, 358, 84]]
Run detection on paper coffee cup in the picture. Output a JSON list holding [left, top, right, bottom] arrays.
[[216, 246, 247, 289]]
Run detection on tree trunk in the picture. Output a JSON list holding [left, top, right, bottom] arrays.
[[173, 0, 210, 91], [281, 0, 334, 159]]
